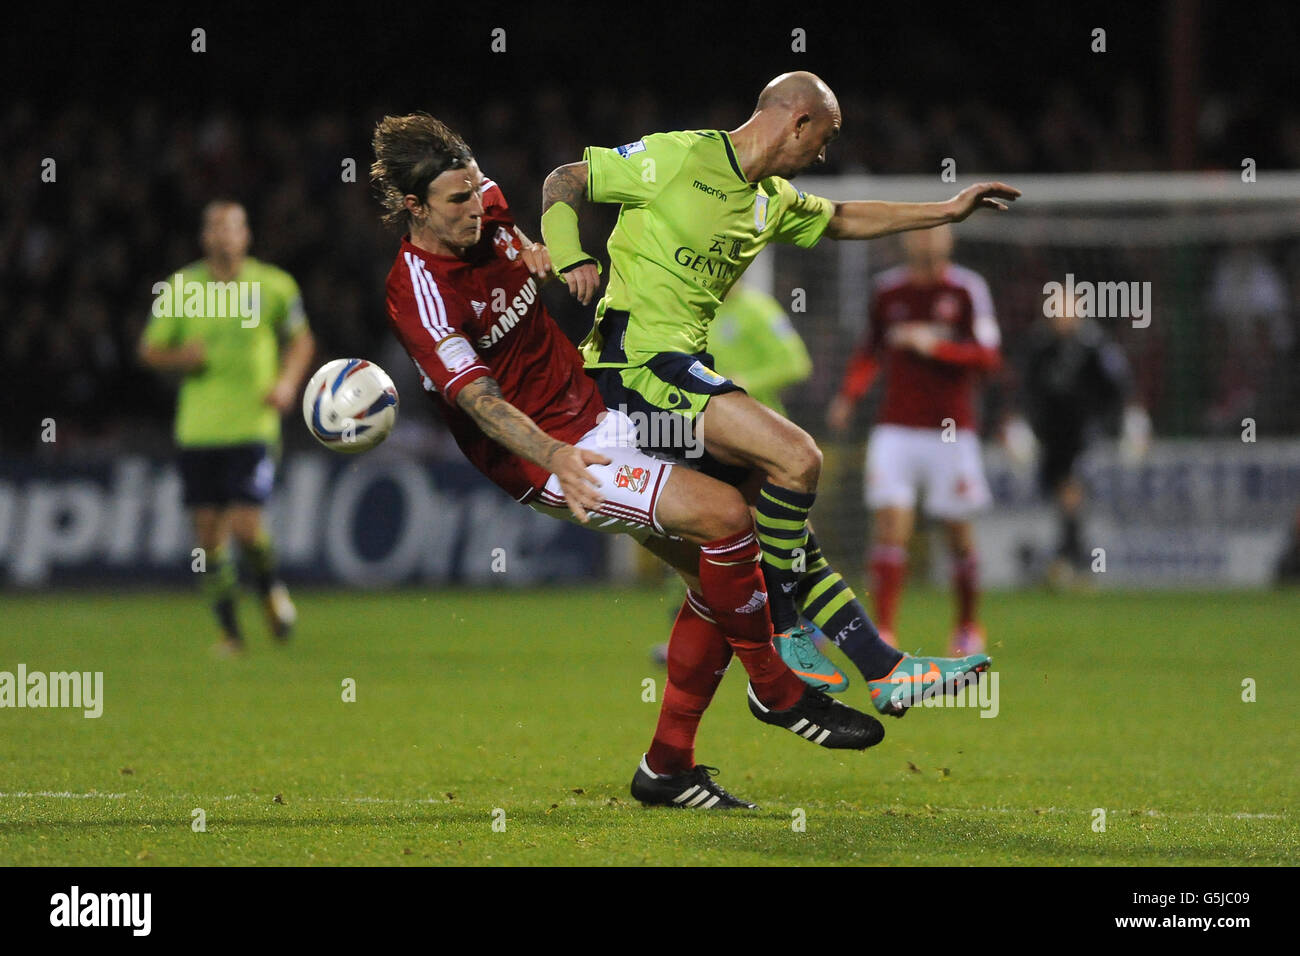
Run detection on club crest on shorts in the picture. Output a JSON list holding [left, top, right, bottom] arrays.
[[687, 360, 726, 386], [614, 464, 651, 493]]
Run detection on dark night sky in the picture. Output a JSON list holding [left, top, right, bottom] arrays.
[[8, 1, 1294, 119]]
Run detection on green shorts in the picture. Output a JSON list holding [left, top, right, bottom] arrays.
[[587, 348, 750, 485], [586, 307, 742, 421]]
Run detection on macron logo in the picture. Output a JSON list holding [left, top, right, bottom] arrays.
[[735, 590, 768, 614], [50, 886, 151, 936], [692, 179, 728, 201]]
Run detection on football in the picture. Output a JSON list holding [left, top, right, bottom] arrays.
[[302, 358, 399, 453]]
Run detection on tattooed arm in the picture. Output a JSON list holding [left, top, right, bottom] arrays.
[[457, 377, 565, 470], [541, 162, 588, 215], [540, 162, 601, 306], [456, 376, 609, 522]]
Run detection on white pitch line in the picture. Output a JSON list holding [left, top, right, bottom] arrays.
[[0, 792, 446, 805], [0, 793, 1284, 820], [0, 791, 128, 799], [324, 796, 445, 804], [902, 806, 1285, 820]]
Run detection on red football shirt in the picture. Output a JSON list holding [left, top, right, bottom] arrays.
[[837, 263, 1001, 430], [384, 178, 606, 502]]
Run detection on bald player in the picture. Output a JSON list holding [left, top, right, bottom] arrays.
[[541, 72, 1018, 716]]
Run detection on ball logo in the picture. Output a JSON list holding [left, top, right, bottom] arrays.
[[614, 465, 650, 493]]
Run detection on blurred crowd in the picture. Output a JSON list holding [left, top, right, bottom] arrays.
[[4, 82, 1300, 455]]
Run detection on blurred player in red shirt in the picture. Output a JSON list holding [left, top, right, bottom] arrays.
[[372, 114, 882, 809], [828, 226, 1000, 654]]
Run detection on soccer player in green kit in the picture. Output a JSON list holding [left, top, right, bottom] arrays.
[[140, 200, 315, 654], [542, 71, 1018, 714]]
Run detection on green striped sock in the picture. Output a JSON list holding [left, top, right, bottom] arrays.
[[796, 531, 902, 679], [200, 546, 241, 639], [754, 481, 816, 632], [243, 531, 278, 596]]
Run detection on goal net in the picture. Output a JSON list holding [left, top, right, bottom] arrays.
[[744, 172, 1300, 588]]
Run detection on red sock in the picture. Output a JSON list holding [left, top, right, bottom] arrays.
[[870, 544, 907, 632], [953, 552, 979, 628], [646, 594, 733, 776], [698, 529, 804, 710]]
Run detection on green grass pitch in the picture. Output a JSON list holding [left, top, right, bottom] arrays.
[[1, 585, 1296, 866]]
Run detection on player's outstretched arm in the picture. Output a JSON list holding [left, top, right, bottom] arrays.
[[265, 327, 316, 412], [541, 162, 601, 305], [825, 182, 1021, 240], [456, 377, 610, 522]]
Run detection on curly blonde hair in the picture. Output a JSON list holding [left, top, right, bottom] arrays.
[[370, 112, 472, 229]]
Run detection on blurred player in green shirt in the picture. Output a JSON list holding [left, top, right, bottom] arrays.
[[707, 282, 812, 417], [139, 200, 315, 654]]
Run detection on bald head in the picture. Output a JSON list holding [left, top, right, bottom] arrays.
[[755, 71, 839, 120], [729, 71, 841, 180]]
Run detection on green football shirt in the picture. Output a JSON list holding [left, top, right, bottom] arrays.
[[142, 257, 308, 447], [581, 129, 833, 368]]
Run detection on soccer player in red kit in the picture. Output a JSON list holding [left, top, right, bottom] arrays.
[[372, 113, 882, 809], [827, 225, 1000, 655]]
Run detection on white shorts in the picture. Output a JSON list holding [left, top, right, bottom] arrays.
[[527, 409, 674, 542], [865, 424, 991, 519]]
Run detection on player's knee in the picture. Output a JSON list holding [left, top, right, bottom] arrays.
[[711, 491, 753, 539], [782, 434, 822, 489], [688, 485, 753, 542], [662, 478, 752, 543]]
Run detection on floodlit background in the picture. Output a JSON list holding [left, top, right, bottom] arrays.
[[3, 2, 1298, 591], [1, 0, 1298, 872]]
